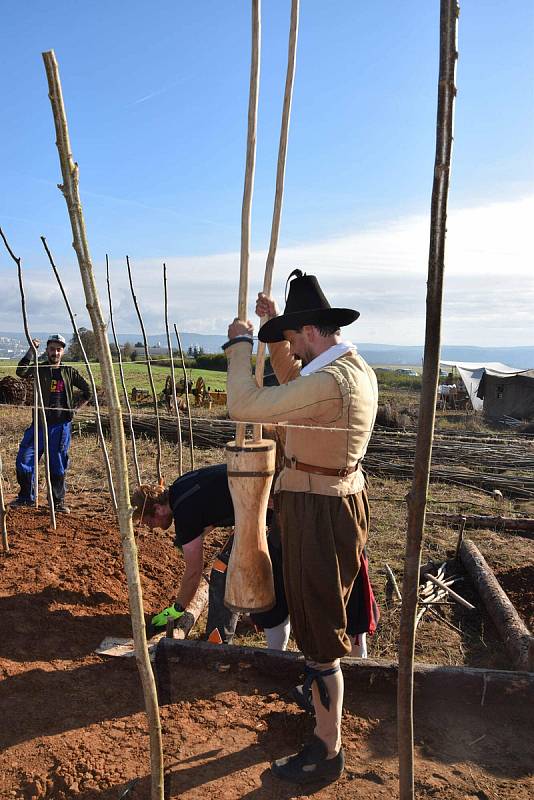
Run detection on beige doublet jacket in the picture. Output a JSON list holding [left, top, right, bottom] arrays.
[[225, 339, 378, 496]]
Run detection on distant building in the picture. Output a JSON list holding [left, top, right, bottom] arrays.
[[477, 369, 534, 421], [441, 360, 534, 420], [132, 345, 171, 358]]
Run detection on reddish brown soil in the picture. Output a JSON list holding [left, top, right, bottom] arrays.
[[1, 497, 533, 800]]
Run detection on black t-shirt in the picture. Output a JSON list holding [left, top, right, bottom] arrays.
[[168, 463, 235, 547], [46, 368, 70, 424]]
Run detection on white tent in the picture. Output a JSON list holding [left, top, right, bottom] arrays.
[[439, 361, 521, 411]]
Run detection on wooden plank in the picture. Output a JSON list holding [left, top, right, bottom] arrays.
[[155, 638, 534, 710]]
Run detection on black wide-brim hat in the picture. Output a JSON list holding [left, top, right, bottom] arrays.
[[258, 269, 360, 343]]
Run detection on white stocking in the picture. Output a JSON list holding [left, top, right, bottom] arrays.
[[265, 616, 291, 651], [307, 659, 343, 758], [351, 632, 367, 658]]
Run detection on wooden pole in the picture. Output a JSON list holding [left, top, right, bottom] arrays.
[[422, 573, 475, 610], [253, 0, 299, 442], [41, 236, 118, 514], [459, 538, 534, 671], [397, 4, 459, 799], [33, 378, 39, 508], [173, 324, 194, 470], [0, 227, 56, 531], [126, 255, 163, 485], [235, 0, 261, 448], [163, 264, 183, 476], [385, 563, 402, 602], [42, 49, 164, 800], [0, 453, 9, 553], [106, 255, 142, 487], [427, 511, 534, 534]]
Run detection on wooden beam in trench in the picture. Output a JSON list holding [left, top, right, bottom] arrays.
[[155, 638, 534, 709]]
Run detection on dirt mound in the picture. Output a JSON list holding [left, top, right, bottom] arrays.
[[1, 497, 532, 799]]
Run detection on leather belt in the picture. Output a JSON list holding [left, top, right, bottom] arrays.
[[284, 456, 359, 478]]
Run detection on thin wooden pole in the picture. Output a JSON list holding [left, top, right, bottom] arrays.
[[173, 324, 194, 470], [126, 255, 163, 485], [0, 227, 56, 531], [33, 379, 39, 508], [42, 49, 164, 800], [106, 255, 142, 487], [41, 236, 118, 514], [0, 453, 9, 553], [422, 573, 474, 610], [254, 0, 299, 442], [397, 4, 459, 799], [163, 263, 183, 476], [236, 0, 261, 448]]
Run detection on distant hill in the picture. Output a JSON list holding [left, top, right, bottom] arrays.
[[112, 331, 228, 353], [357, 344, 534, 370], [0, 331, 228, 358], [1, 332, 532, 370]]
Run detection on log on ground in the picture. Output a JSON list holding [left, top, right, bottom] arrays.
[[460, 538, 534, 671]]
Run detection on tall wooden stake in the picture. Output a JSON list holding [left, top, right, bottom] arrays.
[[33, 379, 39, 508], [126, 255, 163, 485], [42, 50, 164, 800], [0, 453, 9, 553], [163, 263, 183, 476], [41, 236, 118, 514], [0, 227, 56, 531], [235, 0, 261, 448], [173, 324, 195, 470], [253, 0, 299, 441], [397, 4, 459, 799], [106, 256, 142, 486]]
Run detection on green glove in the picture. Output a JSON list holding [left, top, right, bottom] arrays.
[[150, 603, 185, 631]]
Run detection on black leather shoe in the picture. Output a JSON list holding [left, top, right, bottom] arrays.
[[55, 503, 70, 514], [271, 735, 345, 784], [9, 498, 32, 508]]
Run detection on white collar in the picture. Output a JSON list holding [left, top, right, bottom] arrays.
[[300, 341, 357, 376]]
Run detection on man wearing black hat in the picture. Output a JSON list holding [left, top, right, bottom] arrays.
[[11, 334, 91, 512], [223, 270, 378, 785]]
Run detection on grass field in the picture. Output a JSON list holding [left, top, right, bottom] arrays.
[[1, 359, 423, 396], [0, 360, 227, 396]]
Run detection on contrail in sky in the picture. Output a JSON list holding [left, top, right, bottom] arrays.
[[129, 76, 191, 107]]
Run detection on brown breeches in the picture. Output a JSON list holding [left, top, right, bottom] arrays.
[[278, 489, 370, 663]]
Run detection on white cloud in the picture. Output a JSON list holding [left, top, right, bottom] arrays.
[[1, 195, 532, 347]]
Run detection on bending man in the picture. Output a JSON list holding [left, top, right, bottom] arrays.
[[130, 463, 290, 647]]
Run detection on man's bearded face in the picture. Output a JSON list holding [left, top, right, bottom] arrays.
[[283, 329, 314, 366], [46, 343, 64, 365]]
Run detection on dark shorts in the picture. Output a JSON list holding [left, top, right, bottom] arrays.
[[279, 489, 370, 662]]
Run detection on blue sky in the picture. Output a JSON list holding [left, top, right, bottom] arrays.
[[1, 1, 533, 346]]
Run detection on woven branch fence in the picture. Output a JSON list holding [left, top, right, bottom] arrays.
[[83, 415, 534, 498]]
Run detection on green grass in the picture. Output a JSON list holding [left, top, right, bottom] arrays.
[[0, 360, 227, 396]]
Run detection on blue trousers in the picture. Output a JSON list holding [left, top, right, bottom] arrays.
[[16, 421, 71, 504]]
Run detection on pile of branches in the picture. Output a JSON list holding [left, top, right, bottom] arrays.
[[366, 427, 534, 498], [85, 412, 234, 451], [84, 413, 534, 499], [0, 376, 28, 405]]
